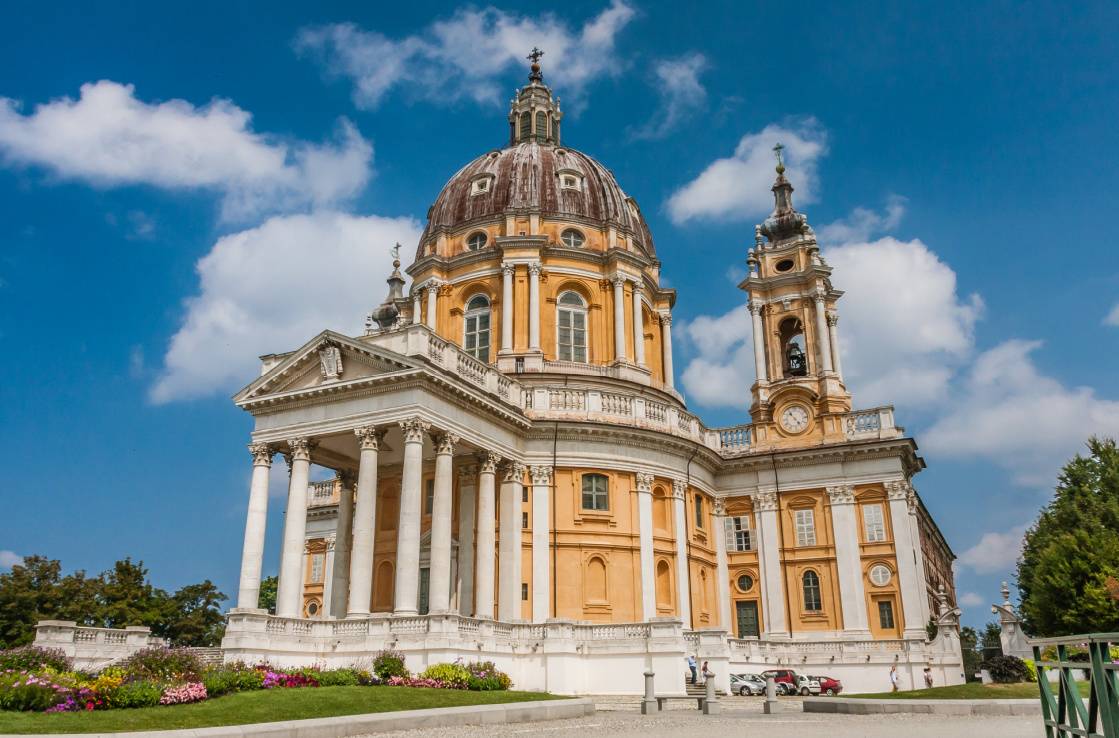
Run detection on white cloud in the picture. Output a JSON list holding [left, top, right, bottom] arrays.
[[295, 1, 636, 110], [923, 340, 1119, 485], [0, 81, 372, 221], [666, 118, 826, 224], [958, 592, 985, 608], [679, 305, 753, 409], [1104, 302, 1119, 327], [817, 195, 906, 244], [958, 524, 1029, 575], [0, 550, 21, 569], [150, 211, 422, 403], [631, 53, 707, 140]]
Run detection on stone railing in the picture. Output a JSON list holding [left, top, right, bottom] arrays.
[[526, 387, 711, 448], [714, 424, 753, 454], [842, 406, 900, 440], [307, 478, 337, 507], [34, 621, 168, 671]]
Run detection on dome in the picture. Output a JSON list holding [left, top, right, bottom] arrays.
[[418, 141, 655, 259]]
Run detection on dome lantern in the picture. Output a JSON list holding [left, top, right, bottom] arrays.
[[508, 48, 563, 146]]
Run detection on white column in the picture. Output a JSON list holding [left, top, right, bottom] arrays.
[[659, 313, 675, 388], [755, 491, 787, 637], [636, 473, 656, 620], [425, 281, 439, 330], [276, 437, 315, 618], [612, 276, 627, 362], [814, 292, 833, 373], [530, 465, 552, 622], [887, 480, 927, 638], [713, 499, 732, 631], [749, 302, 768, 383], [672, 481, 692, 627], [412, 292, 422, 325], [498, 461, 525, 621], [347, 427, 383, 617], [528, 262, 541, 351], [330, 473, 355, 618], [827, 312, 844, 381], [475, 453, 500, 619], [236, 442, 274, 609], [428, 431, 458, 613], [827, 485, 870, 635], [394, 418, 429, 615], [501, 264, 514, 352], [632, 280, 646, 366], [456, 464, 477, 616], [908, 493, 932, 627]]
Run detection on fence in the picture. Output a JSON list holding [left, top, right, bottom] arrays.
[[1032, 633, 1119, 738]]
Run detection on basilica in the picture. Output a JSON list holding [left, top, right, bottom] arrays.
[[221, 56, 965, 695]]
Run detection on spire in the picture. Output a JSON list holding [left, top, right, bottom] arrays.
[[366, 244, 406, 332], [508, 48, 563, 146], [758, 141, 810, 244]]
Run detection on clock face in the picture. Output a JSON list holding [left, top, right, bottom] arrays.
[[780, 405, 810, 433]]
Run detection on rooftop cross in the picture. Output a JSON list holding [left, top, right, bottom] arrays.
[[772, 142, 785, 173], [527, 47, 544, 64]]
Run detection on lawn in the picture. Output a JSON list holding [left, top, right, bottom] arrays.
[[0, 686, 560, 735], [850, 681, 1091, 700]]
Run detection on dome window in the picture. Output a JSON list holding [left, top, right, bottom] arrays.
[[776, 258, 795, 272], [557, 169, 583, 191], [466, 232, 488, 251], [560, 228, 586, 248], [557, 291, 588, 363], [463, 294, 491, 362], [470, 176, 493, 196]]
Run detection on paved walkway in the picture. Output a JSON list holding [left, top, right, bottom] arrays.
[[360, 695, 1043, 738]]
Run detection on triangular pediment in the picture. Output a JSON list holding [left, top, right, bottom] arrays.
[[234, 330, 420, 404]]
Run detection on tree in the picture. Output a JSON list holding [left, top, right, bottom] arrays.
[[159, 581, 227, 646], [0, 556, 101, 647], [1018, 437, 1119, 636], [960, 626, 982, 681], [98, 558, 168, 630], [258, 576, 278, 615]]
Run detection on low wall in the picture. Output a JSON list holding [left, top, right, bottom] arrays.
[[803, 696, 1039, 715], [32, 621, 167, 671]]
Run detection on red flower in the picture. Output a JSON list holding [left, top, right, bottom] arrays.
[[85, 702, 94, 711]]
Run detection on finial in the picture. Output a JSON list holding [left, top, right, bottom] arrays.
[[527, 47, 544, 82], [391, 242, 401, 268], [773, 142, 785, 174]]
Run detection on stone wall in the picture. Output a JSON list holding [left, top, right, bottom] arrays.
[[33, 620, 168, 671]]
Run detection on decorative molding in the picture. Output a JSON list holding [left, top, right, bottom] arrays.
[[318, 342, 343, 382], [658, 312, 672, 326], [611, 275, 626, 289], [671, 479, 687, 500], [528, 261, 542, 276], [713, 498, 726, 517], [885, 479, 911, 502], [635, 472, 654, 493], [287, 437, 316, 462], [501, 263, 516, 276], [248, 442, 275, 467], [753, 491, 779, 513], [354, 426, 386, 451], [431, 431, 460, 456], [399, 418, 431, 444], [502, 461, 526, 483], [479, 451, 502, 475], [529, 465, 553, 486], [826, 312, 840, 327], [825, 484, 856, 505], [748, 301, 764, 316]]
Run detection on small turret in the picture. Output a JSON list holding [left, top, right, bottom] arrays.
[[759, 143, 810, 244], [507, 48, 563, 146], [366, 244, 406, 332]]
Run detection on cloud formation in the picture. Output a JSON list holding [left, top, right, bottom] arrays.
[[0, 81, 372, 221], [150, 212, 422, 403], [1105, 302, 1119, 327], [296, 1, 636, 110], [958, 524, 1029, 575], [957, 592, 985, 608], [631, 53, 707, 140], [0, 550, 21, 569], [923, 340, 1119, 486], [666, 118, 826, 224]]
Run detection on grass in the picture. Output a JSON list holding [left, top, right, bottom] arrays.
[[0, 686, 560, 735], [850, 681, 1091, 700]]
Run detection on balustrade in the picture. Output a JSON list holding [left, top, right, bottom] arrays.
[[644, 401, 668, 423], [601, 392, 632, 415]]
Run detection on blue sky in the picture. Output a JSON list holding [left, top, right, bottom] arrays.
[[2, 0, 1118, 629]]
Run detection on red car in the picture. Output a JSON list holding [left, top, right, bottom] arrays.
[[810, 675, 843, 695], [759, 669, 798, 694]]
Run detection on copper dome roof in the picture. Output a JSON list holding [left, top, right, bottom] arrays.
[[418, 142, 655, 259]]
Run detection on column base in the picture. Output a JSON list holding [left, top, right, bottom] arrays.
[[228, 607, 268, 615], [393, 609, 419, 617]]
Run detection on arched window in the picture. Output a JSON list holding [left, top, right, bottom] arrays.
[[519, 111, 531, 142], [585, 556, 607, 602], [535, 111, 547, 141], [557, 291, 588, 362], [560, 228, 585, 248], [466, 231, 488, 251], [779, 317, 807, 377], [655, 560, 672, 609], [463, 294, 491, 362], [802, 570, 822, 611], [581, 473, 609, 511]]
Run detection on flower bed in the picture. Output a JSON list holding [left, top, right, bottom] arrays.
[[0, 646, 513, 714]]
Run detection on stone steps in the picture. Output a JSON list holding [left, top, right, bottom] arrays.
[[186, 647, 225, 666]]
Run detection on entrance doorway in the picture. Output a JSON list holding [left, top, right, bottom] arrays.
[[735, 600, 760, 638]]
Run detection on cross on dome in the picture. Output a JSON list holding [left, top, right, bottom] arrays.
[[527, 46, 545, 83]]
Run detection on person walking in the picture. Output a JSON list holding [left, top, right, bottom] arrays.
[[687, 655, 698, 685], [889, 665, 900, 693], [923, 666, 934, 689], [701, 660, 712, 685]]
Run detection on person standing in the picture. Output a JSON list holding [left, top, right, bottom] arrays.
[[701, 660, 711, 684], [889, 665, 900, 693], [687, 655, 698, 685], [923, 666, 934, 689]]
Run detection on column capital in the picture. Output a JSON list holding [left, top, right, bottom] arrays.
[[748, 301, 765, 315], [826, 312, 840, 327], [457, 463, 479, 482], [478, 451, 502, 474], [248, 442, 275, 467], [671, 479, 687, 500], [826, 484, 856, 505], [502, 262, 516, 276], [399, 418, 431, 444], [529, 465, 553, 486], [658, 312, 672, 326], [713, 497, 727, 517], [286, 437, 317, 462], [354, 426, 386, 451], [502, 461, 526, 483], [885, 479, 912, 502], [431, 431, 459, 456], [635, 472, 654, 493], [425, 278, 442, 293], [337, 470, 357, 488], [611, 274, 627, 289], [632, 280, 644, 295], [528, 261, 542, 276], [753, 490, 779, 512]]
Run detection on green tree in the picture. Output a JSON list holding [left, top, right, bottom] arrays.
[[960, 626, 982, 681], [258, 575, 278, 615], [98, 558, 168, 629], [159, 580, 228, 646], [0, 556, 101, 647], [1018, 437, 1119, 636]]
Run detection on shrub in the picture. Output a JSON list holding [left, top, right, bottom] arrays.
[[0, 670, 65, 711], [202, 665, 264, 697], [159, 682, 207, 705], [1023, 658, 1038, 683], [982, 655, 1030, 683], [315, 668, 361, 687], [372, 650, 409, 680], [420, 663, 470, 689], [120, 647, 203, 682], [0, 646, 72, 673], [104, 680, 162, 709], [465, 661, 511, 691]]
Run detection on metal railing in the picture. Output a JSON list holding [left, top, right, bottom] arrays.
[[1032, 633, 1119, 738]]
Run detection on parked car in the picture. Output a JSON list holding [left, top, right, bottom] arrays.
[[730, 673, 767, 696], [810, 675, 843, 695], [759, 669, 798, 695], [795, 674, 822, 696]]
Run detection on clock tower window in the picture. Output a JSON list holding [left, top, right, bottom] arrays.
[[778, 317, 808, 377]]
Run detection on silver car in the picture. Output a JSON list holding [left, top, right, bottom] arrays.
[[795, 674, 822, 696], [730, 673, 767, 696]]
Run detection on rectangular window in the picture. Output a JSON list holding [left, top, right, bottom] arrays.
[[521, 583, 529, 601], [309, 553, 325, 584], [522, 511, 529, 529], [581, 474, 609, 511], [795, 509, 816, 546], [523, 488, 528, 503], [424, 479, 434, 515], [725, 515, 754, 552], [694, 495, 704, 528], [863, 503, 887, 542], [878, 600, 895, 629]]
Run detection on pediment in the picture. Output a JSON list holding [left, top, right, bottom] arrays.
[[234, 330, 419, 404]]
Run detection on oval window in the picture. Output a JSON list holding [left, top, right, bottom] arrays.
[[776, 259, 795, 272], [737, 574, 754, 592], [467, 232, 488, 251], [561, 229, 585, 248], [869, 564, 892, 587]]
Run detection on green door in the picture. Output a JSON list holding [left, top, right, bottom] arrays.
[[419, 568, 430, 615], [736, 600, 760, 638]]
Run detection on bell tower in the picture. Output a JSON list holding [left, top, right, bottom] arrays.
[[739, 145, 850, 445]]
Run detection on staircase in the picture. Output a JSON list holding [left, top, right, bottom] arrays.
[[683, 673, 727, 696], [186, 647, 225, 667]]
